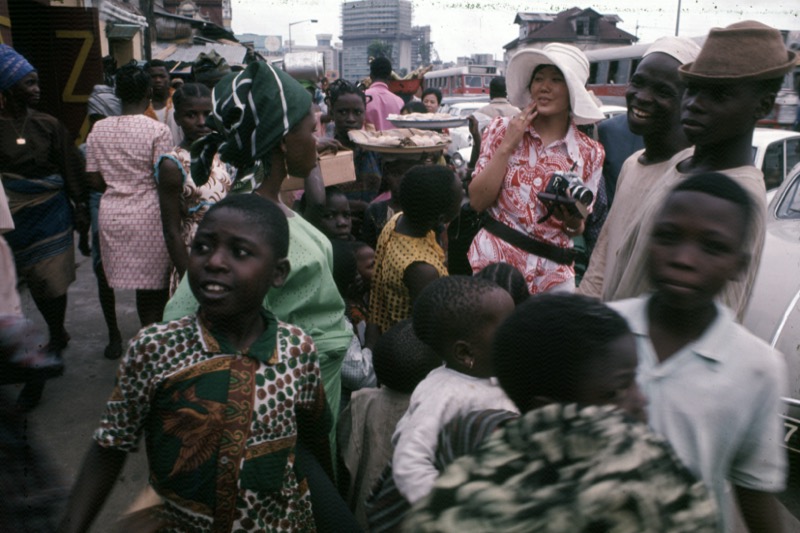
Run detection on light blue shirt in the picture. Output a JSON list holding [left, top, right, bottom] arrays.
[[610, 295, 787, 532]]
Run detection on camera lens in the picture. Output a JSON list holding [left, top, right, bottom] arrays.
[[570, 185, 594, 205]]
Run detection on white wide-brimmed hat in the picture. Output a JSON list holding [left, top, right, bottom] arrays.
[[506, 43, 605, 125]]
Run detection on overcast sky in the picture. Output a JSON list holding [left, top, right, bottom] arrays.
[[232, 0, 800, 62]]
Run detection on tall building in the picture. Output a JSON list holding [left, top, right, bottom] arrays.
[[410, 25, 432, 68], [340, 0, 412, 82]]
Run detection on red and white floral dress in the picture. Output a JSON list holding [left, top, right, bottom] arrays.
[[467, 116, 604, 294]]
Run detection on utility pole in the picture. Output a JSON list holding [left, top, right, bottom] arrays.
[[140, 0, 155, 61]]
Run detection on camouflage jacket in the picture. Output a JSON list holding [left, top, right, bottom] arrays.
[[404, 403, 718, 532]]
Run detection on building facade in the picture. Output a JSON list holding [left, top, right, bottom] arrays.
[[236, 32, 341, 80], [163, 0, 228, 30], [340, 0, 412, 82], [504, 7, 637, 61]]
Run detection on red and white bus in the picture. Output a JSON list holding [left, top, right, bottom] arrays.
[[584, 38, 799, 129], [423, 65, 499, 97]]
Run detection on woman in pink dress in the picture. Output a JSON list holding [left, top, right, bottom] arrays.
[[85, 63, 173, 326], [468, 44, 605, 295]]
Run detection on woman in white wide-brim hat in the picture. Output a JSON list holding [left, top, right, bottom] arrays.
[[467, 43, 605, 295]]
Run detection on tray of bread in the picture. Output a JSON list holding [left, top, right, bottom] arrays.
[[387, 112, 469, 129], [348, 128, 451, 154]]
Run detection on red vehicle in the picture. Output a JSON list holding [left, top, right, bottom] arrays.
[[423, 65, 498, 98], [584, 39, 799, 129]]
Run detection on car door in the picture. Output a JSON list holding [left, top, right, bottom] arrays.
[[762, 137, 800, 191]]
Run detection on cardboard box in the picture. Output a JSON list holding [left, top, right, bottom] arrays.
[[281, 150, 357, 191]]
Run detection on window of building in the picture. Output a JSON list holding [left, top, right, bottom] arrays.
[[576, 16, 597, 37]]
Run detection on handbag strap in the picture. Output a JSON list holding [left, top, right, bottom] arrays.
[[482, 217, 578, 266]]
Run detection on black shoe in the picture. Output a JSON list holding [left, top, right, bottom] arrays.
[[41, 351, 65, 378], [44, 330, 70, 353], [16, 380, 45, 412], [104, 340, 123, 360], [0, 352, 63, 385]]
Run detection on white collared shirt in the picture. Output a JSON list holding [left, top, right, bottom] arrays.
[[610, 295, 787, 532]]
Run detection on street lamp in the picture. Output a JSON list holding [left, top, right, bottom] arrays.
[[288, 19, 318, 53]]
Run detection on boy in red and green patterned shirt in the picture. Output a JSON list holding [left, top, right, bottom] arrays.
[[60, 195, 331, 532]]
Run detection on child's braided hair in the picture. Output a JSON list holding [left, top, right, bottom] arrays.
[[325, 78, 368, 109]]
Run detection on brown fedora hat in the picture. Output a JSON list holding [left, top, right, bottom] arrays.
[[679, 20, 796, 83]]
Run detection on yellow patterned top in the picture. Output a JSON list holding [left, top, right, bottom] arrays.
[[369, 213, 448, 333]]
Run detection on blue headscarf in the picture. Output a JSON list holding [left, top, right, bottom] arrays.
[[0, 45, 35, 92]]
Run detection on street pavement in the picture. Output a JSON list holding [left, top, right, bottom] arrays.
[[2, 249, 148, 531], [3, 244, 799, 531]]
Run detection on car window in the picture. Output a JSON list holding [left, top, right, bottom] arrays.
[[776, 173, 800, 219], [762, 142, 784, 191], [787, 138, 800, 172], [465, 76, 482, 88]]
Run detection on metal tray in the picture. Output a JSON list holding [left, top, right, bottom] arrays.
[[388, 117, 469, 129], [351, 142, 450, 154]]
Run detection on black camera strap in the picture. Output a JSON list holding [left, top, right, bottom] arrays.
[[482, 217, 579, 266]]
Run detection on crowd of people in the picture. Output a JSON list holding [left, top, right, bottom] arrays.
[[0, 18, 796, 533]]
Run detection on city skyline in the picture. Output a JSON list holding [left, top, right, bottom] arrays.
[[232, 0, 800, 63]]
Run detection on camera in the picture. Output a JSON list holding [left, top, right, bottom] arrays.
[[537, 170, 593, 219]]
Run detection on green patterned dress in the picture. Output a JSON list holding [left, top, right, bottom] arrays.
[[94, 311, 329, 532]]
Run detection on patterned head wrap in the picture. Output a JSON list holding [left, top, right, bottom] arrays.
[[190, 61, 312, 186], [0, 45, 35, 92]]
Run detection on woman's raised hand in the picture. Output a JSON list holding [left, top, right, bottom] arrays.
[[501, 101, 537, 150]]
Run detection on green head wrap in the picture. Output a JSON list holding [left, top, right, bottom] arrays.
[[190, 61, 312, 186]]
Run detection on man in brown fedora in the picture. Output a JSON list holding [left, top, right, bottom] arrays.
[[602, 20, 795, 318], [598, 20, 795, 533]]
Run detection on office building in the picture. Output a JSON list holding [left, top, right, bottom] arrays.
[[341, 0, 412, 82]]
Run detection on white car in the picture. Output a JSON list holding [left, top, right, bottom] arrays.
[[443, 101, 487, 118], [441, 101, 489, 159], [751, 128, 800, 192], [743, 160, 800, 481]]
